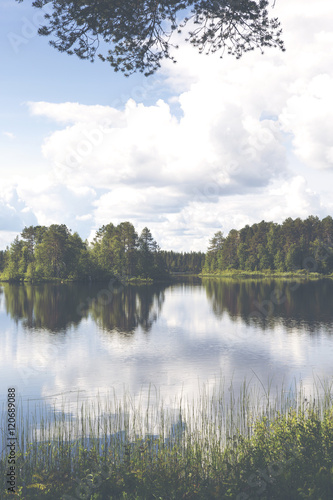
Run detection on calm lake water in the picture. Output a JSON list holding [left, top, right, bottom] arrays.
[[1, 277, 333, 418]]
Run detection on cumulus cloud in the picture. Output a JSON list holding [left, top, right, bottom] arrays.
[[0, 179, 99, 247], [26, 92, 288, 247], [0, 191, 38, 232], [0, 189, 39, 248], [280, 74, 333, 169], [146, 175, 327, 251], [27, 101, 121, 125], [1, 0, 333, 250], [16, 180, 99, 235]]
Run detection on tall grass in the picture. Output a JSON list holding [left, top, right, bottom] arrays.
[[1, 376, 333, 499]]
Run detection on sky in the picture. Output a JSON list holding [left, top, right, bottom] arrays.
[[1, 0, 333, 252]]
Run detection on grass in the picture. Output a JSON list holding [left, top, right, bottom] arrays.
[[1, 377, 333, 499], [0, 276, 154, 285], [200, 269, 333, 280]]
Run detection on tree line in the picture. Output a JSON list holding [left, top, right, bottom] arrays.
[[0, 222, 204, 282], [203, 216, 333, 274], [160, 250, 205, 274], [2, 216, 333, 282]]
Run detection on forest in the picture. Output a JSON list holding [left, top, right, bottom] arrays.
[[1, 216, 333, 282], [0, 222, 204, 282], [203, 215, 333, 275]]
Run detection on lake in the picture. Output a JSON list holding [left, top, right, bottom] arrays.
[[1, 277, 333, 425]]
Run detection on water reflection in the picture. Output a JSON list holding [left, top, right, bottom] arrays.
[[90, 284, 166, 333], [2, 283, 83, 332], [202, 278, 333, 332], [2, 279, 333, 334], [1, 278, 333, 431], [1, 282, 167, 334]]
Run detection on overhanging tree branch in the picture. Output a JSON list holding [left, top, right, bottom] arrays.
[[16, 0, 285, 76]]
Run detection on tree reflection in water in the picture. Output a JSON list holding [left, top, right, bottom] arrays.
[[2, 278, 333, 336], [2, 282, 167, 334], [202, 278, 333, 333], [90, 284, 166, 333], [2, 283, 84, 332]]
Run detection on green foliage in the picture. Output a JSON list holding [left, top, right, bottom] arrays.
[[137, 227, 158, 278], [0, 222, 169, 282], [16, 0, 285, 76], [160, 250, 205, 274], [229, 408, 333, 499], [2, 215, 333, 282], [1, 380, 333, 499], [203, 230, 224, 273], [91, 222, 141, 278], [1, 237, 25, 281], [203, 216, 333, 276], [0, 249, 5, 271]]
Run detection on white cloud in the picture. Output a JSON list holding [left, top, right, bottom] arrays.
[[1, 0, 333, 250], [27, 101, 122, 125], [148, 175, 326, 251], [2, 131, 15, 140], [25, 94, 288, 246], [17, 180, 98, 231], [0, 179, 98, 246], [0, 191, 38, 232], [280, 74, 333, 169], [76, 214, 93, 222]]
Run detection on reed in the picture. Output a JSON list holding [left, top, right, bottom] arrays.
[[1, 375, 333, 499]]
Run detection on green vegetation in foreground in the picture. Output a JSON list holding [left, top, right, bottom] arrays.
[[1, 378, 333, 499]]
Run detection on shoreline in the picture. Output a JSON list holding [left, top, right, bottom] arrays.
[[2, 270, 333, 284], [200, 270, 333, 280]]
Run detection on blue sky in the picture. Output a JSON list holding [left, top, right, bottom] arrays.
[[1, 0, 333, 251]]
